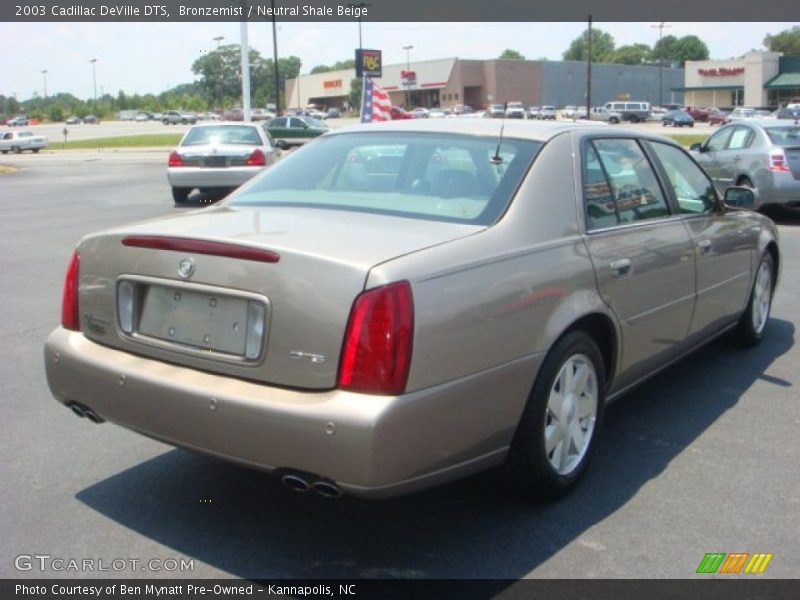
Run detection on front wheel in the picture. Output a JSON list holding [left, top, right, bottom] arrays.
[[504, 331, 605, 501], [734, 253, 774, 346]]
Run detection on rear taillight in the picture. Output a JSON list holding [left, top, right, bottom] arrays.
[[245, 148, 266, 166], [167, 150, 184, 167], [768, 149, 790, 172], [61, 250, 80, 331], [338, 281, 414, 395]]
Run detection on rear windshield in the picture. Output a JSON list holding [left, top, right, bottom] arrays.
[[182, 125, 262, 146], [765, 126, 800, 146], [230, 132, 541, 225]]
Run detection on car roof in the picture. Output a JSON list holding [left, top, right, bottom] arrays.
[[187, 121, 261, 128], [330, 118, 681, 144]]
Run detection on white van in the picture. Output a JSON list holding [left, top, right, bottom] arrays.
[[603, 101, 651, 123]]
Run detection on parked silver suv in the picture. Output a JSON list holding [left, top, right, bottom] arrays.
[[162, 110, 198, 125]]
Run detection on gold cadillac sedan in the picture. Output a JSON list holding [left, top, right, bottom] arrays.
[[45, 119, 780, 500]]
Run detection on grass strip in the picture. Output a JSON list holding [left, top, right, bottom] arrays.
[[54, 134, 182, 150]]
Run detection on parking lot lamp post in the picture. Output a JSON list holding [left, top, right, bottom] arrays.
[[90, 59, 97, 109], [270, 0, 280, 115], [41, 70, 48, 98], [348, 2, 371, 49], [213, 36, 225, 112], [403, 45, 413, 107]]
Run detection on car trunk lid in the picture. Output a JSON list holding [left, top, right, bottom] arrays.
[[75, 205, 483, 389]]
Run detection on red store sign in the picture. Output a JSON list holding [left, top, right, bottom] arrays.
[[698, 67, 745, 77], [323, 79, 343, 89]]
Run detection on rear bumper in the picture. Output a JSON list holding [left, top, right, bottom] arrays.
[[756, 174, 800, 206], [45, 328, 535, 498], [167, 166, 263, 189]]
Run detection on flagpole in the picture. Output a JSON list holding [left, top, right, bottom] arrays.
[[361, 75, 368, 122]]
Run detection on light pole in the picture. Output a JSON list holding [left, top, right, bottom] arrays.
[[402, 45, 413, 107], [41, 69, 48, 98], [212, 36, 224, 111], [348, 2, 371, 49], [296, 61, 303, 109], [89, 59, 97, 109], [270, 0, 281, 115], [651, 22, 671, 108]]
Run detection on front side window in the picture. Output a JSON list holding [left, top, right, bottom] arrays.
[[583, 138, 669, 230], [230, 132, 541, 225], [649, 142, 717, 215], [705, 127, 734, 152]]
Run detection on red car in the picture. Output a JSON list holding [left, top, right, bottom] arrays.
[[706, 109, 730, 126], [685, 106, 712, 122], [390, 106, 414, 120]]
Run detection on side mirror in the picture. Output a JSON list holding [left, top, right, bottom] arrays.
[[275, 139, 290, 151], [723, 186, 758, 211], [690, 142, 704, 152]]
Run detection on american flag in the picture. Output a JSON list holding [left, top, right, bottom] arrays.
[[360, 77, 392, 123]]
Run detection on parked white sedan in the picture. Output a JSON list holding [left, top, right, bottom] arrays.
[[0, 130, 47, 153]]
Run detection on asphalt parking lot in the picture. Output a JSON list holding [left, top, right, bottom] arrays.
[[0, 150, 798, 583]]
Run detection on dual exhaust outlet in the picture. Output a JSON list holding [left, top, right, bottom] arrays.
[[68, 401, 340, 498], [281, 472, 342, 499], [68, 402, 104, 424]]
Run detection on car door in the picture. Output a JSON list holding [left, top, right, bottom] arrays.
[[648, 141, 754, 336], [267, 117, 290, 139], [581, 138, 696, 388], [719, 125, 756, 187], [693, 126, 735, 191]]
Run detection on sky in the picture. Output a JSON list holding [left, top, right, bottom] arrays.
[[1, 21, 797, 101]]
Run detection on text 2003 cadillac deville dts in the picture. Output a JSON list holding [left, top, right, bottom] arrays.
[[45, 120, 779, 500]]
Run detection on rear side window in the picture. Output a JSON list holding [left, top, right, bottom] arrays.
[[764, 126, 800, 146], [728, 127, 754, 150], [649, 142, 717, 215], [705, 127, 734, 152], [583, 138, 670, 230]]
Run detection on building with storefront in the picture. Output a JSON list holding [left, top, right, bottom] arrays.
[[285, 57, 684, 112], [677, 51, 800, 109]]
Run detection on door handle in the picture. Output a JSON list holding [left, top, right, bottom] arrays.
[[609, 258, 632, 277], [697, 239, 712, 254]]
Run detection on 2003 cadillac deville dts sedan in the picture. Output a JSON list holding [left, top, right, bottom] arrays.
[[45, 119, 780, 500]]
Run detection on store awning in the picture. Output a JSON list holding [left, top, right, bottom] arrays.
[[764, 73, 800, 90], [671, 85, 744, 92]]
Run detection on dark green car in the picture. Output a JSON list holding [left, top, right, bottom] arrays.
[[265, 116, 330, 146]]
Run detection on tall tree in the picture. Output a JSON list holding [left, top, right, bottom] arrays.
[[563, 29, 616, 63], [652, 35, 708, 66], [499, 49, 525, 60], [671, 35, 710, 65], [612, 44, 652, 65], [764, 26, 800, 55], [310, 59, 356, 74]]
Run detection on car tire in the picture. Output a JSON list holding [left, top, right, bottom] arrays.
[[33, 148, 40, 153], [11, 146, 21, 154], [609, 117, 619, 124], [734, 253, 775, 347], [503, 330, 605, 501], [163, 119, 170, 125], [172, 187, 191, 204], [690, 123, 694, 128], [662, 121, 668, 127], [1, 150, 7, 154]]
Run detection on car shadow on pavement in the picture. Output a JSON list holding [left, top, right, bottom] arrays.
[[76, 319, 794, 583], [175, 189, 231, 208], [762, 205, 800, 226]]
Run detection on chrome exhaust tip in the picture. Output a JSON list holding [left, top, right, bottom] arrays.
[[313, 480, 343, 499], [69, 403, 86, 418], [281, 474, 311, 493]]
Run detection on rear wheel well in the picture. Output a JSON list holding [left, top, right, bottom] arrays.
[[563, 314, 617, 389], [766, 241, 779, 287]]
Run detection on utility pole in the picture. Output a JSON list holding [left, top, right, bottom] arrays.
[[585, 16, 592, 120], [89, 59, 97, 108], [651, 22, 671, 108], [41, 69, 48, 98]]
